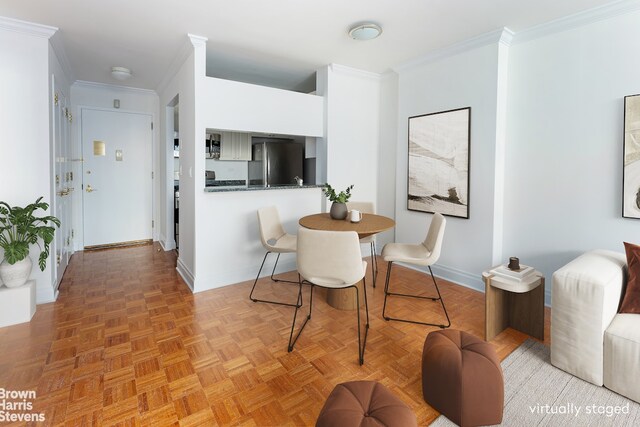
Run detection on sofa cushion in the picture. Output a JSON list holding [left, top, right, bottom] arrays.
[[621, 242, 640, 313], [604, 314, 640, 403]]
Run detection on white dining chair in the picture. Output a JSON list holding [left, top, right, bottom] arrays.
[[380, 213, 450, 328], [249, 206, 301, 308], [288, 227, 370, 365], [347, 201, 378, 287]]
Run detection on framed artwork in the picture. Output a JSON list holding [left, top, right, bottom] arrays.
[[623, 94, 640, 219], [407, 107, 471, 219]]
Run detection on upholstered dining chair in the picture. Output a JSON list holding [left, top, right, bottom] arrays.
[[288, 227, 370, 365], [347, 201, 378, 287], [380, 213, 450, 328], [249, 206, 301, 308]]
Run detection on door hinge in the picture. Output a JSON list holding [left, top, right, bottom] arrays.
[[151, 171, 154, 179], [54, 93, 59, 106], [151, 122, 154, 130], [71, 229, 74, 238], [152, 220, 155, 228]]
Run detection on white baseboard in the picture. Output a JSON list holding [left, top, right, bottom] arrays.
[[158, 233, 176, 251], [176, 258, 194, 291], [396, 262, 552, 307], [36, 283, 57, 304], [193, 256, 297, 293], [395, 262, 485, 293]]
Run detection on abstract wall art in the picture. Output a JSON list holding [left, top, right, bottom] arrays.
[[407, 107, 471, 219], [623, 94, 640, 219]]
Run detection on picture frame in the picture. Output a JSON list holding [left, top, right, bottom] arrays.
[[623, 94, 640, 219], [407, 107, 471, 219]]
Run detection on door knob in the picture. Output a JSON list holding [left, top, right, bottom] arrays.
[[86, 184, 97, 193]]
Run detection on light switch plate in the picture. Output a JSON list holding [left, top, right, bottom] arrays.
[[115, 149, 123, 161]]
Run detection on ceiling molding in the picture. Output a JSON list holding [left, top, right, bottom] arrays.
[[329, 64, 382, 81], [392, 27, 510, 73], [514, 0, 640, 44], [499, 28, 515, 47], [156, 37, 194, 95], [49, 32, 76, 84], [0, 15, 57, 38], [73, 80, 157, 96], [188, 33, 208, 47]]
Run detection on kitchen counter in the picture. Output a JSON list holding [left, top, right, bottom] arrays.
[[204, 184, 321, 193]]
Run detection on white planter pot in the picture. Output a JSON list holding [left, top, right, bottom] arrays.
[[0, 257, 33, 288]]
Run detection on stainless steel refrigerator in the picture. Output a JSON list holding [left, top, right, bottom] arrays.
[[248, 140, 304, 187]]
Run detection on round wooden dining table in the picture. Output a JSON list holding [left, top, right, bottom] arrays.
[[299, 213, 395, 239], [298, 213, 395, 310]]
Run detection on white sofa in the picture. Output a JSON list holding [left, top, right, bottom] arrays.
[[551, 250, 640, 403]]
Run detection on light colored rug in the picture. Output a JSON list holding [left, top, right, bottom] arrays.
[[431, 339, 640, 426]]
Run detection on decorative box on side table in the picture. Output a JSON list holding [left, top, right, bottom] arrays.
[[482, 268, 544, 341]]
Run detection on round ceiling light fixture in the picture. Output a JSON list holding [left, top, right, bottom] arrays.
[[348, 23, 382, 41], [111, 66, 132, 81]]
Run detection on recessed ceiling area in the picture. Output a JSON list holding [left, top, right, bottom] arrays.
[[0, 0, 621, 92]]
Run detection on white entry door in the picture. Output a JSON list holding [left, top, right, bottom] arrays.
[[82, 109, 153, 248]]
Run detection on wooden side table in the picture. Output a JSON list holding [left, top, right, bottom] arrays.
[[482, 269, 545, 341]]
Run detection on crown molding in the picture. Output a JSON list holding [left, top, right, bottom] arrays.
[[73, 80, 157, 96], [393, 28, 511, 73], [49, 32, 76, 83], [329, 63, 382, 81], [188, 33, 208, 47], [0, 16, 57, 38], [514, 0, 640, 44]]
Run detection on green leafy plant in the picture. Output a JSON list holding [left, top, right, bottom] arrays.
[[322, 183, 354, 204], [0, 197, 61, 271]]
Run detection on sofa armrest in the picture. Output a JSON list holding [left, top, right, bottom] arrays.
[[550, 250, 626, 385]]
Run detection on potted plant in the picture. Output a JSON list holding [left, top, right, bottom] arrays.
[[0, 197, 60, 288], [322, 183, 354, 220]]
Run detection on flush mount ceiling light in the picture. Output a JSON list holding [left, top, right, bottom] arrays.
[[348, 23, 382, 41], [111, 66, 132, 81]]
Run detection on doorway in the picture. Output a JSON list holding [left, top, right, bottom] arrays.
[[81, 108, 153, 248]]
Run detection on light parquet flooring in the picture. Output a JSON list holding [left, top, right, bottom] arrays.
[[0, 243, 550, 426]]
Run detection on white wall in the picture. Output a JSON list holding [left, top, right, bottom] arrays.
[[193, 188, 322, 291], [200, 77, 323, 137], [394, 36, 506, 290], [71, 82, 160, 249], [158, 37, 199, 282], [377, 72, 399, 249], [320, 64, 382, 209], [0, 19, 58, 303], [503, 10, 640, 303]]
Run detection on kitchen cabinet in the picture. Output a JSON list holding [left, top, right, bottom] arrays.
[[219, 131, 251, 161]]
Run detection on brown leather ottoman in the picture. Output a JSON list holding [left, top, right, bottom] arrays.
[[422, 330, 504, 427], [316, 381, 417, 427]]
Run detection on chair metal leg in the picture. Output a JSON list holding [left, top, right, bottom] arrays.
[[382, 261, 451, 328], [270, 253, 299, 284], [359, 278, 370, 365], [250, 251, 302, 307], [288, 281, 312, 352], [370, 242, 378, 287], [352, 283, 369, 365]]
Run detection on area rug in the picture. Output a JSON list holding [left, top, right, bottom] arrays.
[[431, 339, 640, 426]]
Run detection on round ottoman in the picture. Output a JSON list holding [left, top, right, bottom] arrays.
[[316, 381, 417, 427], [422, 330, 504, 427]]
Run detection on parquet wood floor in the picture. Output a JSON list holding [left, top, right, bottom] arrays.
[[0, 243, 550, 426]]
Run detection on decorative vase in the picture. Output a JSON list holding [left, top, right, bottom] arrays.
[[0, 257, 32, 288], [330, 202, 348, 220]]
